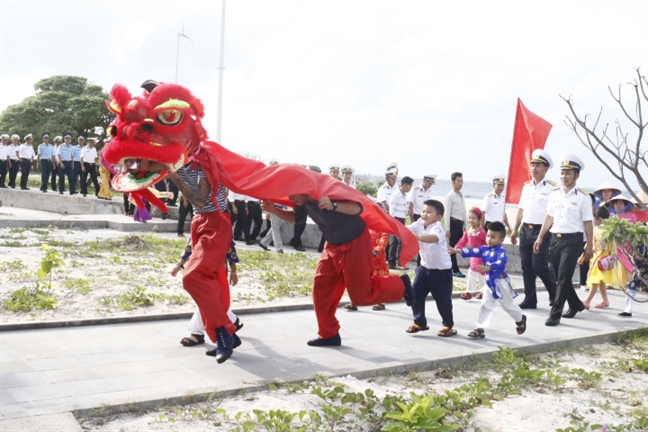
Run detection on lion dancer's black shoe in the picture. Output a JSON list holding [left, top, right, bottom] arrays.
[[207, 318, 244, 357], [215, 326, 233, 364]]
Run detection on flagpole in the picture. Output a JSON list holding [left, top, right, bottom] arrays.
[[216, 0, 226, 143]]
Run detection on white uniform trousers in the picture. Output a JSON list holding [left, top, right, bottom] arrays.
[[623, 290, 638, 314], [465, 270, 486, 293], [260, 213, 285, 250], [188, 308, 238, 335], [476, 278, 523, 328]]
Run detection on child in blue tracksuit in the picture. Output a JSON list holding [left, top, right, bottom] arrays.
[[450, 221, 527, 339]]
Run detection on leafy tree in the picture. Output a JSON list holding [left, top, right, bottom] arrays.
[[562, 68, 647, 205], [356, 181, 378, 197], [0, 75, 115, 143]]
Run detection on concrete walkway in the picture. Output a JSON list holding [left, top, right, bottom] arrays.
[[1, 290, 646, 426]]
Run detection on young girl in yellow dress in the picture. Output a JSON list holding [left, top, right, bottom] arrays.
[[582, 206, 631, 309]]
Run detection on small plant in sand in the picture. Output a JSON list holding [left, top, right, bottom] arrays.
[[2, 244, 64, 312]]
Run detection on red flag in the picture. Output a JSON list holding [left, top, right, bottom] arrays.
[[505, 99, 553, 204]]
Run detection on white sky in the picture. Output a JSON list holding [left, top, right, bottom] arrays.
[[1, 0, 646, 190]]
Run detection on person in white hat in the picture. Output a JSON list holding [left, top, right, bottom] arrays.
[[605, 194, 637, 223], [408, 175, 437, 222], [341, 164, 354, 188], [50, 135, 63, 191], [444, 172, 467, 278], [481, 175, 511, 233], [534, 154, 593, 326], [328, 163, 341, 181], [7, 134, 20, 188], [36, 133, 54, 193], [510, 148, 558, 309], [0, 134, 9, 188], [593, 181, 621, 207], [17, 133, 35, 190], [377, 163, 399, 211]]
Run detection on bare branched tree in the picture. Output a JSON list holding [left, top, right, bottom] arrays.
[[561, 68, 647, 205]]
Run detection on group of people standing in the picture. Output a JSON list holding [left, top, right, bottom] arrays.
[[0, 132, 113, 199]]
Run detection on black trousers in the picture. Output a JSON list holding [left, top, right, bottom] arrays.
[[167, 181, 179, 206], [40, 159, 53, 192], [246, 201, 263, 239], [232, 200, 249, 241], [0, 160, 7, 187], [71, 161, 82, 193], [579, 243, 590, 285], [449, 217, 464, 273], [51, 164, 59, 191], [123, 193, 135, 215], [8, 159, 19, 188], [177, 197, 194, 234], [412, 267, 454, 328], [58, 161, 73, 193], [19, 158, 32, 189], [388, 216, 406, 266], [412, 214, 421, 265], [81, 163, 99, 195], [548, 233, 585, 319], [291, 221, 306, 248], [519, 224, 557, 305]]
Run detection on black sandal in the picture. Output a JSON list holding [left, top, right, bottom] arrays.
[[516, 315, 527, 335], [468, 328, 485, 339], [372, 304, 386, 311], [180, 334, 205, 346], [344, 303, 358, 311]]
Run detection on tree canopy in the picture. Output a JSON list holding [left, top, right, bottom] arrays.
[[0, 75, 115, 142]]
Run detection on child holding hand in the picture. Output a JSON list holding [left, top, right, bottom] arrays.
[[450, 222, 526, 339], [455, 207, 487, 300]]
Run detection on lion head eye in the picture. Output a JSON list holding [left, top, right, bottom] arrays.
[[107, 125, 118, 137], [156, 109, 184, 126]]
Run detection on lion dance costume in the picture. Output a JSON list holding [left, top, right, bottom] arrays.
[[102, 80, 419, 363]]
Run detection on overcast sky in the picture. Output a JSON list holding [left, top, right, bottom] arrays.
[[1, 0, 646, 190]]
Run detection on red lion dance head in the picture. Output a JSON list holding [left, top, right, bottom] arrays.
[[102, 80, 207, 193]]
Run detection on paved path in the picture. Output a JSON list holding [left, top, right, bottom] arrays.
[[1, 290, 646, 424]]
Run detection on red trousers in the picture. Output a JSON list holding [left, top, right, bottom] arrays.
[[313, 229, 406, 339], [184, 211, 235, 342]]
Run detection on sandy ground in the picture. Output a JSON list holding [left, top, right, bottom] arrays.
[[77, 340, 648, 431], [0, 227, 327, 324]]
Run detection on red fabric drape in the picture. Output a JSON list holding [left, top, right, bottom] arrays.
[[194, 140, 419, 264], [505, 99, 553, 204]]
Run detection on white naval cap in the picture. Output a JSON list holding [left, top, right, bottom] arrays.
[[87, 137, 98, 142], [492, 174, 506, 184], [559, 153, 585, 172], [24, 133, 33, 140], [385, 167, 398, 178], [54, 135, 63, 141], [341, 164, 354, 173], [530, 149, 553, 168], [386, 162, 398, 171], [0, 134, 8, 139], [329, 163, 340, 172], [11, 134, 20, 140], [268, 158, 279, 166], [423, 174, 437, 182]]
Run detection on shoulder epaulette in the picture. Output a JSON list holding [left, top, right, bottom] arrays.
[[413, 185, 421, 190], [551, 186, 561, 191], [547, 180, 557, 186], [578, 188, 588, 195], [524, 180, 531, 185], [487, 192, 494, 197]]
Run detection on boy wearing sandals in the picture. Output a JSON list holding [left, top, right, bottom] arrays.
[[405, 200, 457, 337], [451, 222, 527, 339]]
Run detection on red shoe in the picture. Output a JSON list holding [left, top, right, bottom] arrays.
[[476, 292, 483, 300], [460, 292, 472, 300]]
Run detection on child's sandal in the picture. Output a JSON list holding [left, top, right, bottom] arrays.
[[405, 323, 429, 334], [372, 303, 386, 311], [437, 326, 457, 337], [476, 292, 483, 300], [459, 292, 472, 300], [515, 315, 527, 335], [344, 303, 358, 311], [468, 328, 485, 339]]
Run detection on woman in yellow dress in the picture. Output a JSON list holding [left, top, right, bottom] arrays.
[[582, 207, 630, 309], [97, 156, 113, 200]]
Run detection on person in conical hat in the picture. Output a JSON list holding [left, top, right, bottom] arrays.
[[593, 181, 621, 207], [605, 194, 637, 222]]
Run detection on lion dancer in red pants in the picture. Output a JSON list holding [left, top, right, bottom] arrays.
[[168, 160, 236, 364], [263, 194, 415, 346]]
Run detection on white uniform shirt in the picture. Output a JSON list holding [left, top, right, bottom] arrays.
[[389, 189, 409, 219], [519, 178, 555, 224], [8, 144, 19, 160], [245, 195, 260, 203], [377, 182, 397, 207], [17, 144, 35, 159], [547, 186, 593, 234], [0, 144, 8, 160], [482, 192, 506, 222], [407, 184, 435, 215], [408, 220, 452, 270], [228, 191, 246, 201], [443, 190, 466, 231], [80, 146, 98, 163]]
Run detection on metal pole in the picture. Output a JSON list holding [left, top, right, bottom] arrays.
[[175, 31, 180, 83], [216, 0, 226, 143]]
